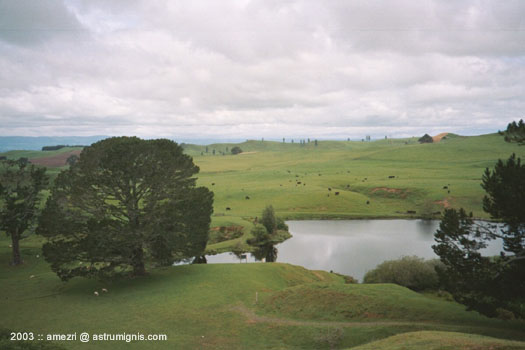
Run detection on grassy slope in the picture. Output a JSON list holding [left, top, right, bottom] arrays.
[[3, 134, 524, 254], [191, 134, 523, 223], [350, 331, 525, 350], [1, 235, 525, 350]]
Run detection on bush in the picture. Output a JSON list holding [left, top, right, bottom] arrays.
[[363, 256, 442, 291], [418, 134, 433, 143], [231, 146, 243, 155], [276, 217, 288, 231]]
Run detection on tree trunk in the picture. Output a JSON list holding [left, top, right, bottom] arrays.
[[131, 247, 146, 276], [11, 233, 22, 266]]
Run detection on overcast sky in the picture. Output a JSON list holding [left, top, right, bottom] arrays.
[[0, 0, 523, 140]]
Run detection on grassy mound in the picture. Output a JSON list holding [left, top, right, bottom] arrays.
[[1, 234, 525, 349], [350, 331, 525, 350], [258, 283, 502, 324]]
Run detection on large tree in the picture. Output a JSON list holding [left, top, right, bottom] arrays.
[[37, 137, 213, 280], [433, 153, 525, 317], [0, 158, 48, 265]]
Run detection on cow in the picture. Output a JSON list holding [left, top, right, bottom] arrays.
[[226, 207, 231, 211], [388, 175, 395, 178], [335, 192, 340, 195]]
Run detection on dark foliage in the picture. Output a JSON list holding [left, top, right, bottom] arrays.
[[418, 134, 433, 143], [42, 145, 65, 151], [500, 119, 525, 145], [231, 146, 243, 155], [433, 153, 525, 318], [37, 137, 213, 280], [0, 159, 48, 265]]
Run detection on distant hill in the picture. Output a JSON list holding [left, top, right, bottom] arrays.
[[0, 136, 108, 152]]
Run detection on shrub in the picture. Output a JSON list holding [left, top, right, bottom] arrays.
[[276, 217, 288, 231], [363, 256, 442, 291], [231, 146, 243, 155], [418, 134, 433, 143]]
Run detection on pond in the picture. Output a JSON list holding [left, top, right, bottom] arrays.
[[205, 219, 503, 281]]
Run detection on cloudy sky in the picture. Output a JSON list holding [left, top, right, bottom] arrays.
[[0, 0, 524, 141]]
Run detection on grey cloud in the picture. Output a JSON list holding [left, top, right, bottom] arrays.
[[0, 0, 523, 140], [0, 0, 86, 45]]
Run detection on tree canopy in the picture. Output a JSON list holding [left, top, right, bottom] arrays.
[[500, 119, 525, 145], [0, 158, 48, 265], [418, 134, 433, 143], [433, 153, 525, 318], [37, 137, 213, 280], [231, 146, 243, 155]]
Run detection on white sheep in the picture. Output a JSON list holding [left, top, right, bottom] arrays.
[[29, 275, 35, 279], [94, 291, 99, 296], [101, 288, 108, 293]]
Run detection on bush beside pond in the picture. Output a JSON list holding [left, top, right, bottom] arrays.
[[363, 256, 442, 291]]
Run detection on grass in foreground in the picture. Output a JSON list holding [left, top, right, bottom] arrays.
[[1, 235, 525, 349]]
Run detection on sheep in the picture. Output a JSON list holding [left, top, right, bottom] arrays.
[[29, 275, 35, 279], [102, 288, 108, 293], [94, 291, 99, 296]]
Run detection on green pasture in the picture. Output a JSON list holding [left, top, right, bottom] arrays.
[[2, 133, 523, 254], [187, 133, 523, 223], [1, 235, 524, 350]]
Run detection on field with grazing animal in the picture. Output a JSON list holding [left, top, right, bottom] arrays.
[[1, 133, 524, 349]]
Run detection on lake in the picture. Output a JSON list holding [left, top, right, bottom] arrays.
[[206, 219, 503, 281]]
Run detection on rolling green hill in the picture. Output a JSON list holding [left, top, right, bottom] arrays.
[[1, 235, 524, 350], [3, 133, 523, 254]]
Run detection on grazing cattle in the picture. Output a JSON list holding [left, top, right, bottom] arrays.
[[328, 188, 331, 191], [226, 207, 231, 211], [245, 196, 250, 200], [297, 181, 301, 184], [335, 192, 340, 195], [388, 175, 395, 178], [303, 183, 306, 186], [280, 184, 282, 186], [443, 186, 448, 189], [211, 183, 215, 186], [327, 194, 330, 197], [407, 210, 416, 214], [366, 200, 370, 205], [448, 190, 450, 194]]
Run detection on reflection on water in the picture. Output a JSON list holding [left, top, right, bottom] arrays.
[[205, 219, 503, 281]]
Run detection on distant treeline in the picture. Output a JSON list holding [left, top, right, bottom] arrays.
[[41, 145, 86, 151]]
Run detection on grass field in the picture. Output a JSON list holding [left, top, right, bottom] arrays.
[[2, 133, 523, 255], [1, 234, 524, 350]]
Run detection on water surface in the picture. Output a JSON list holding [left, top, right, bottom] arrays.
[[206, 219, 503, 281]]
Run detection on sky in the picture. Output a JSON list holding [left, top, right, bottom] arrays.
[[0, 0, 524, 141]]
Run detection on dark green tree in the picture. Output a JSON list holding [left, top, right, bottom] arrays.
[[66, 154, 79, 166], [433, 153, 525, 317], [0, 159, 48, 265], [231, 146, 243, 155], [261, 205, 277, 234], [500, 119, 525, 145], [37, 137, 213, 280], [418, 134, 433, 143]]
